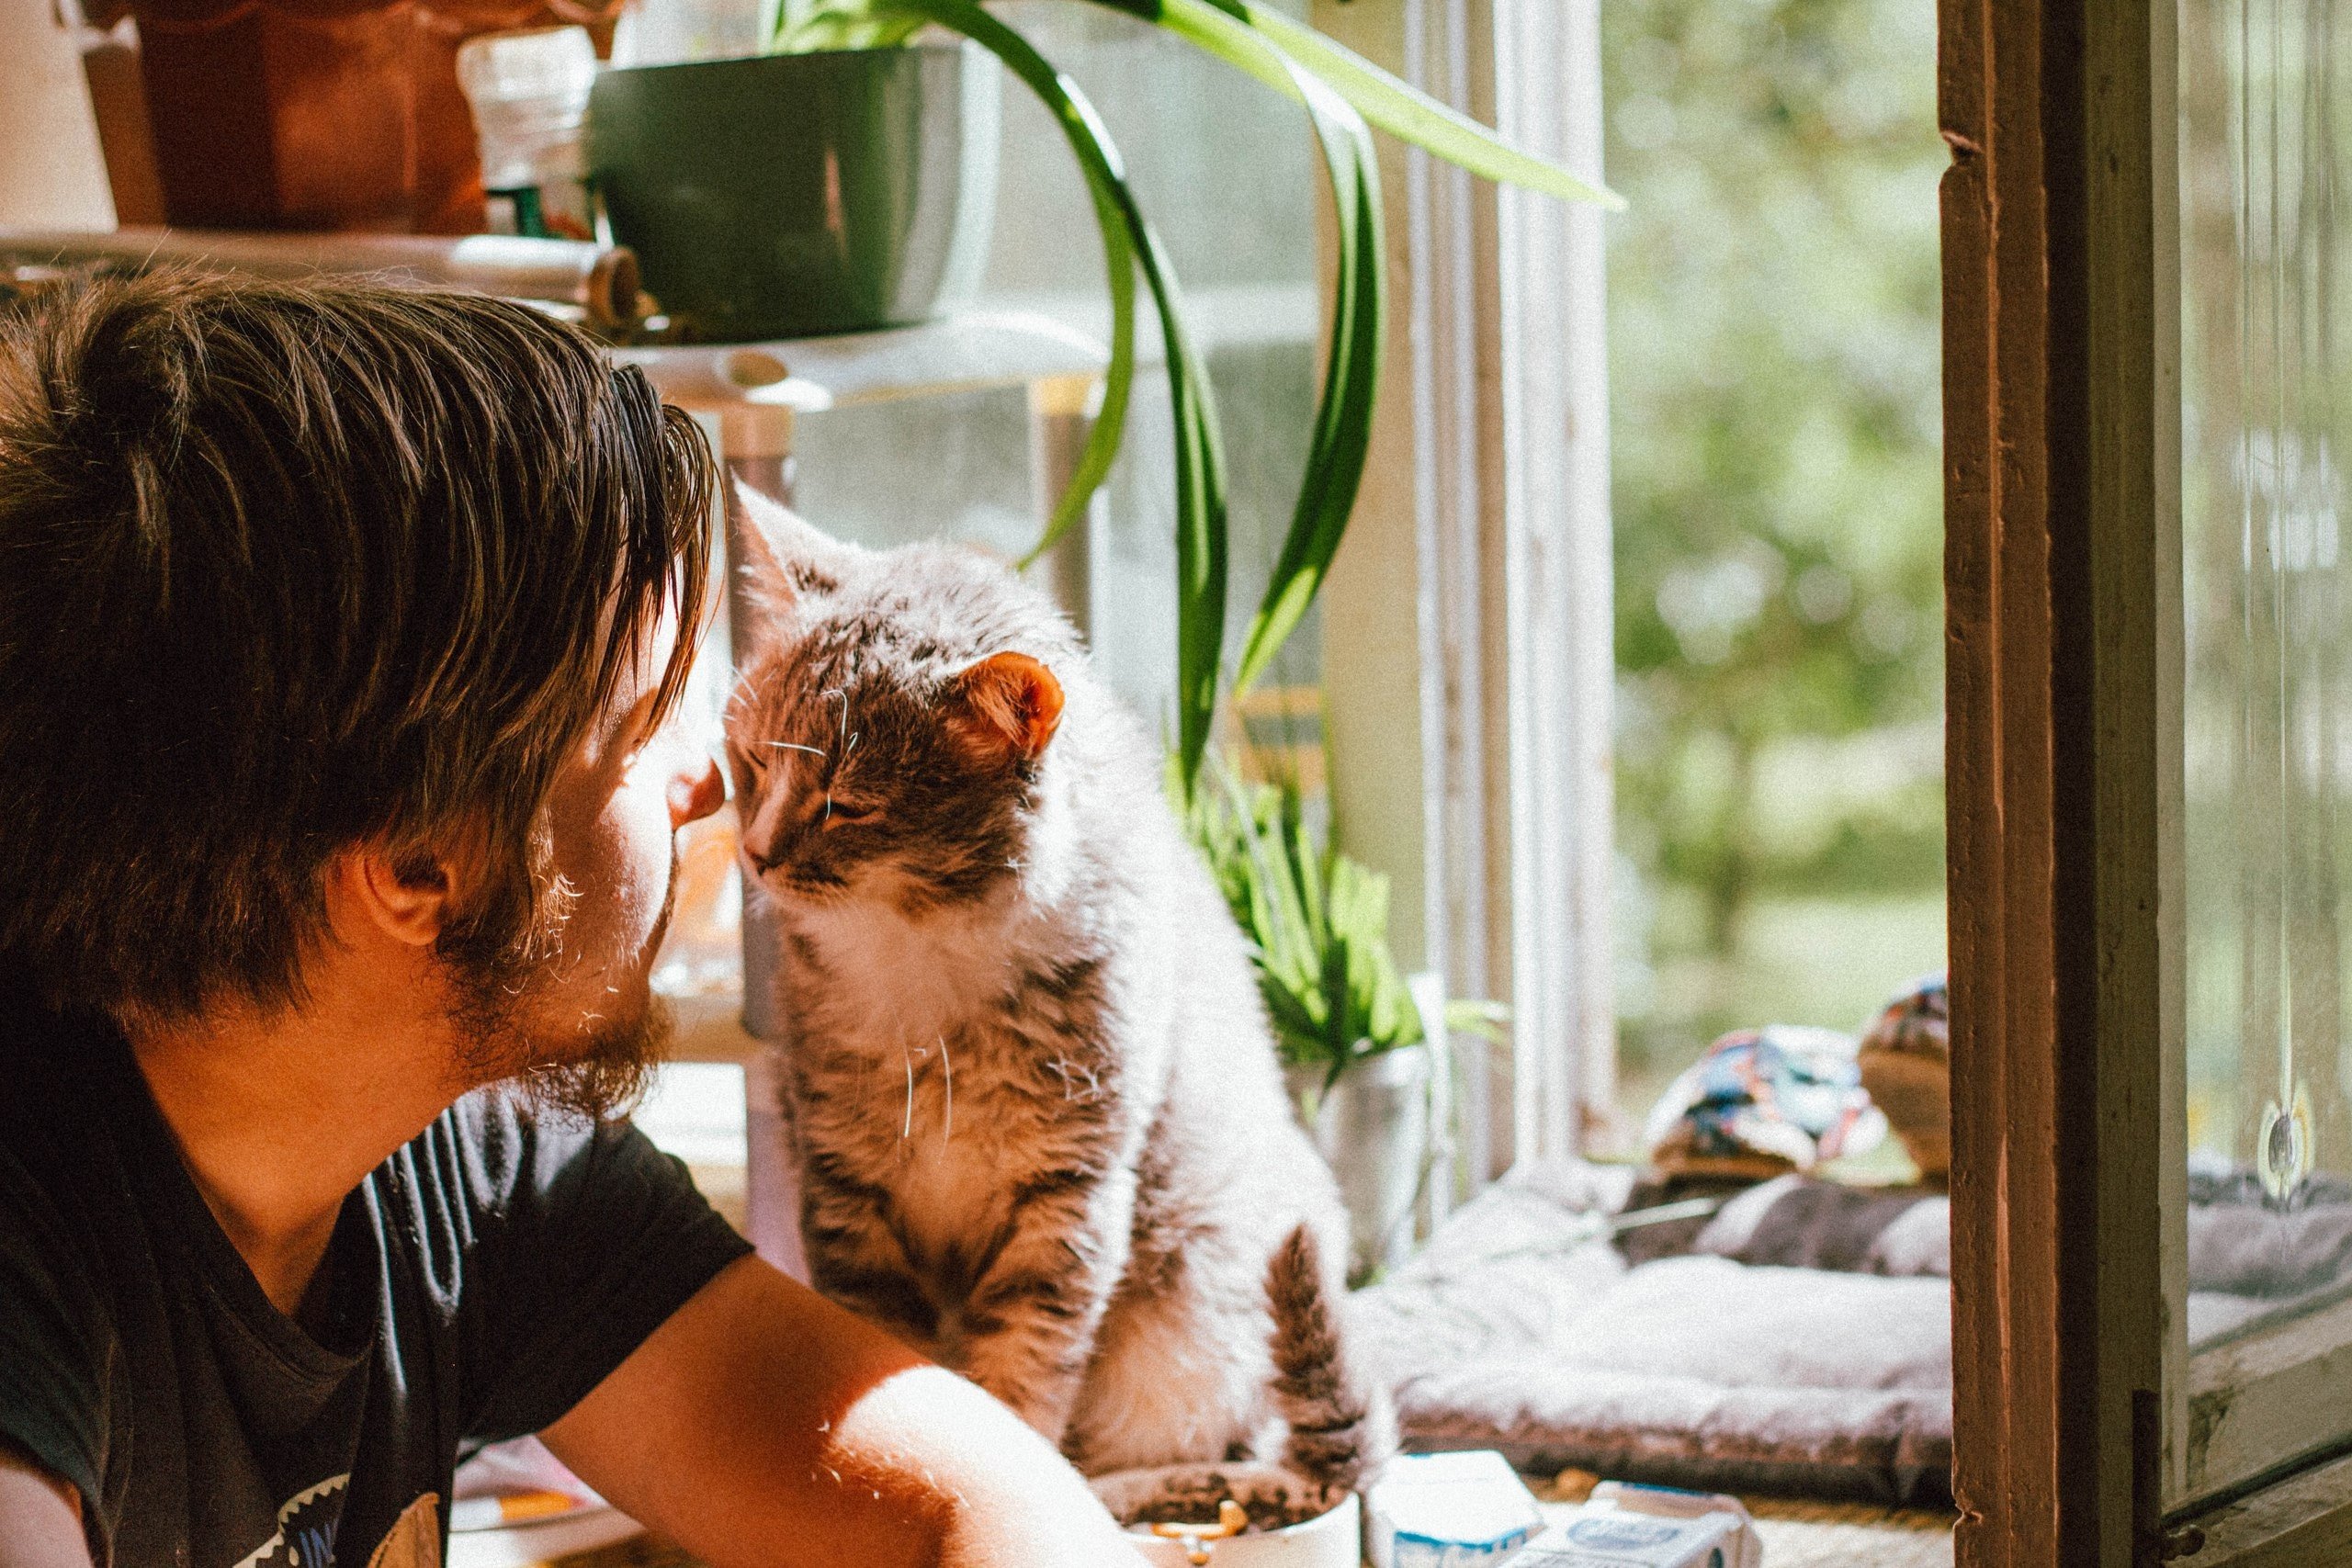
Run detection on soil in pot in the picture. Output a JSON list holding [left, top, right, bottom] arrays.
[[1124, 1484, 1328, 1535]]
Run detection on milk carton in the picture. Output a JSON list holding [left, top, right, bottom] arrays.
[[1363, 1451, 1544, 1568], [1511, 1483, 1761, 1568]]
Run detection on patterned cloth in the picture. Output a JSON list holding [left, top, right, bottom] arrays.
[[1642, 1025, 1887, 1181]]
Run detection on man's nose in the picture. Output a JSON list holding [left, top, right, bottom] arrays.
[[669, 756, 726, 830]]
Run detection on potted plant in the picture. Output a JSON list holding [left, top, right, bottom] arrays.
[[589, 0, 1620, 794], [1186, 762, 1502, 1280], [587, 38, 1001, 342]]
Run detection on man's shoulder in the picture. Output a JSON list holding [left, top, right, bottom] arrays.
[[0, 1001, 129, 1193]]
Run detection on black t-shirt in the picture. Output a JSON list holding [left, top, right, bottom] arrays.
[[0, 1002, 754, 1568]]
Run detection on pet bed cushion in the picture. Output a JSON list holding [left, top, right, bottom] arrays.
[[1352, 1164, 1952, 1506]]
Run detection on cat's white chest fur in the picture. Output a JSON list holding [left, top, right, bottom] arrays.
[[774, 885, 1086, 1277], [891, 1119, 1006, 1266], [784, 883, 1029, 1043]]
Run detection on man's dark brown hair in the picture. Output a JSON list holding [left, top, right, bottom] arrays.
[[0, 271, 716, 1022]]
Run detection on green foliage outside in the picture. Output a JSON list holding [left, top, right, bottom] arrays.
[[1603, 0, 1947, 1126]]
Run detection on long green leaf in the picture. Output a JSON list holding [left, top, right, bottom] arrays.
[[1087, 0, 1620, 208], [880, 0, 1230, 791], [1155, 3, 1385, 693], [773, 10, 1131, 570], [769, 0, 928, 49], [1017, 174, 1136, 566]]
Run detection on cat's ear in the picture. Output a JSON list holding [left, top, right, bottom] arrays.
[[950, 651, 1065, 766], [730, 483, 848, 643]]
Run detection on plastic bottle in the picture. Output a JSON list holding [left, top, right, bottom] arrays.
[[457, 27, 600, 242]]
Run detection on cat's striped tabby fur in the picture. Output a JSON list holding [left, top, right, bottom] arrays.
[[723, 491, 1381, 1489]]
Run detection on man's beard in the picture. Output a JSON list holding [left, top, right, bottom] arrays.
[[441, 850, 681, 1122]]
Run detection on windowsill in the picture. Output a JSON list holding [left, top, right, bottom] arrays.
[[1725, 1499, 1952, 1568], [2179, 1449, 2352, 1566], [1532, 1480, 1952, 1568], [645, 989, 1961, 1562]]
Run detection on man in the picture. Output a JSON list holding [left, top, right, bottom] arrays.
[[0, 273, 1143, 1568]]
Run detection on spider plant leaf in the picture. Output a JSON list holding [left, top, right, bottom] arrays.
[[1159, 0, 1622, 209], [769, 0, 928, 50], [1086, 0, 1376, 694], [881, 0, 1229, 793], [1016, 174, 1136, 567], [1233, 85, 1380, 695]]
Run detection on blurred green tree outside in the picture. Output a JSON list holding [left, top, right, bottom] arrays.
[[1603, 0, 1948, 1128]]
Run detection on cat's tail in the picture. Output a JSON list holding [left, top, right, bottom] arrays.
[[1265, 1224, 1393, 1494]]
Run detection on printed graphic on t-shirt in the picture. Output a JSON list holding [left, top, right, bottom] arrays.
[[363, 1495, 441, 1568], [229, 1474, 346, 1568]]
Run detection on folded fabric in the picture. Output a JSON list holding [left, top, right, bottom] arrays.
[[1856, 975, 1950, 1181], [1353, 1166, 1952, 1507], [1641, 1025, 1887, 1180], [2184, 1153, 2352, 1303], [1692, 1174, 1950, 1278]]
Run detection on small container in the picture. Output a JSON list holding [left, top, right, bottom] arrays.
[[1090, 1463, 1362, 1568], [458, 27, 600, 241], [1363, 1450, 1544, 1568], [1513, 1483, 1761, 1568]]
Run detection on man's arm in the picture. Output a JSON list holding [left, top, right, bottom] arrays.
[[0, 1446, 90, 1568], [540, 1255, 1147, 1568]]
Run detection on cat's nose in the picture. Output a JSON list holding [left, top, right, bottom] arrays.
[[739, 784, 795, 874], [740, 807, 783, 875]]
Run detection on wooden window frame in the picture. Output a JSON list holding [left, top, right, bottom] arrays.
[[1947, 0, 2352, 1554], [1312, 0, 1617, 1181], [1939, 0, 2171, 1561]]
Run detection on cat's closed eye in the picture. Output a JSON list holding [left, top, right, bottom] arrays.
[[822, 800, 879, 827]]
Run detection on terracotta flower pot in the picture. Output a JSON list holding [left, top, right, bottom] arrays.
[[99, 0, 621, 232]]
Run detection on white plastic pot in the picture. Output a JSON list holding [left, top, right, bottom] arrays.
[[1090, 1463, 1363, 1568], [1288, 1043, 1433, 1278]]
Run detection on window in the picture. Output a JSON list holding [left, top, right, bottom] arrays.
[[1944, 0, 2352, 1551], [2175, 0, 2352, 1509]]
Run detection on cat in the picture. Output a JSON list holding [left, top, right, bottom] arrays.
[[722, 489, 1382, 1489]]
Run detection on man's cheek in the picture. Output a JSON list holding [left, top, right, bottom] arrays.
[[609, 781, 679, 949]]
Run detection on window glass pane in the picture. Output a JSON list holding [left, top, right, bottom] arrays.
[[650, 12, 1327, 1010], [907, 1, 1326, 726], [2180, 0, 2352, 1359]]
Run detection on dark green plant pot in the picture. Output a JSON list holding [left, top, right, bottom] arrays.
[[587, 43, 999, 342]]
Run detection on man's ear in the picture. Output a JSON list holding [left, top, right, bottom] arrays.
[[731, 485, 851, 648], [326, 846, 454, 950], [949, 652, 1065, 767]]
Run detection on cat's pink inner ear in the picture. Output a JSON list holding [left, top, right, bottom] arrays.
[[952, 652, 1065, 764], [729, 487, 796, 626], [730, 487, 843, 642]]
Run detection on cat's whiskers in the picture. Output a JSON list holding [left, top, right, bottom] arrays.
[[900, 1041, 915, 1141], [765, 740, 827, 758], [939, 1033, 954, 1143], [824, 688, 851, 756]]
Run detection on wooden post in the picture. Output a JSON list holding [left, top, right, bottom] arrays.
[[1940, 0, 2171, 1562], [1023, 371, 1102, 640]]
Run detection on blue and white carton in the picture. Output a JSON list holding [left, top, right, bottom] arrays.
[[1363, 1451, 1545, 1568], [1512, 1483, 1762, 1568]]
